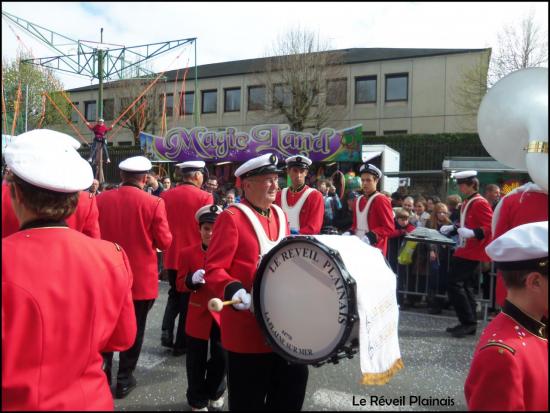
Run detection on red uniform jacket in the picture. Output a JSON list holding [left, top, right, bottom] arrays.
[[351, 192, 394, 256], [205, 200, 290, 353], [453, 193, 493, 262], [2, 225, 137, 411], [96, 184, 172, 300], [493, 189, 548, 306], [175, 243, 221, 340], [161, 183, 213, 270], [2, 184, 101, 239], [274, 185, 324, 234], [464, 301, 548, 411]]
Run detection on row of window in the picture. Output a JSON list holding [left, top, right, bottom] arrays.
[[75, 73, 408, 121]]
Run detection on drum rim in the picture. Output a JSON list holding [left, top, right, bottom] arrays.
[[253, 235, 358, 365]]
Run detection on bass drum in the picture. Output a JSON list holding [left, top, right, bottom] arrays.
[[253, 235, 359, 365]]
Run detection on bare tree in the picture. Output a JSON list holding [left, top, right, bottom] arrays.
[[258, 28, 345, 132]]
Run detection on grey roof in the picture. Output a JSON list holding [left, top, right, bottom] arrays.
[[66, 47, 489, 93]]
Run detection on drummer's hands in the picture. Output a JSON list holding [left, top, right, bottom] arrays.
[[361, 235, 371, 245], [232, 288, 251, 311], [440, 224, 455, 235], [457, 227, 475, 239], [191, 269, 206, 284]]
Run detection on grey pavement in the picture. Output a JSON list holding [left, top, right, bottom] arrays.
[[112, 281, 484, 411]]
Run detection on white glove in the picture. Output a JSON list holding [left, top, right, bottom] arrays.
[[191, 269, 205, 284], [232, 288, 251, 311], [457, 227, 475, 239], [440, 225, 455, 235], [342, 231, 351, 236], [361, 235, 371, 245]]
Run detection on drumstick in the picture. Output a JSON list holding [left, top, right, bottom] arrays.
[[208, 297, 242, 312]]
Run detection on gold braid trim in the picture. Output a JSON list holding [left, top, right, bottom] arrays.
[[360, 358, 404, 386]]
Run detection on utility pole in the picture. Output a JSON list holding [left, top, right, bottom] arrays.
[[98, 27, 104, 120]]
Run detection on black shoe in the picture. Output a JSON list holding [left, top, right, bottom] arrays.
[[451, 324, 477, 338], [115, 375, 137, 399], [161, 330, 174, 348], [445, 324, 462, 333], [172, 347, 187, 357]]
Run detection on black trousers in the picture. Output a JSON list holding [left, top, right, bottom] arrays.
[[103, 299, 155, 380], [186, 324, 227, 409], [227, 351, 308, 411], [447, 256, 479, 325], [161, 269, 189, 349]]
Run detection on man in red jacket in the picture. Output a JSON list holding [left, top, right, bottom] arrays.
[[96, 156, 172, 398], [176, 204, 226, 411], [275, 155, 324, 235], [2, 129, 101, 239], [464, 221, 548, 411], [350, 163, 394, 256], [440, 171, 493, 338], [160, 160, 213, 355], [2, 132, 136, 411], [205, 153, 308, 411]]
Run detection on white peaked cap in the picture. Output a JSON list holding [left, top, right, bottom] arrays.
[[4, 135, 93, 192], [235, 153, 281, 178], [195, 204, 223, 223], [119, 156, 152, 173], [16, 129, 82, 150], [452, 170, 477, 180], [359, 163, 383, 178], [486, 221, 548, 271], [285, 155, 312, 168], [176, 160, 206, 171]]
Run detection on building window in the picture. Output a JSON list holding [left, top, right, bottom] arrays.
[[385, 73, 408, 102], [201, 90, 217, 114], [159, 93, 174, 117], [224, 88, 241, 112], [180, 91, 194, 115], [248, 85, 266, 111], [363, 131, 377, 137], [355, 76, 377, 104], [71, 102, 79, 123], [103, 99, 114, 121], [326, 78, 347, 106], [85, 101, 97, 121], [384, 130, 408, 135], [120, 97, 131, 113], [273, 84, 292, 108]]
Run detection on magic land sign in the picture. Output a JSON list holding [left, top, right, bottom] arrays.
[[140, 124, 362, 163]]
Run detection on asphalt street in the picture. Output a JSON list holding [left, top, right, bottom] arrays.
[[112, 281, 483, 411]]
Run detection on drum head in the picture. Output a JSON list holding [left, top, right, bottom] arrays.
[[254, 236, 356, 364]]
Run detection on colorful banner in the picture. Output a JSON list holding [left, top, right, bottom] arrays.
[[140, 124, 362, 163]]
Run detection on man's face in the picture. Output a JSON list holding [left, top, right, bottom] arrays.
[[226, 193, 235, 204], [146, 175, 156, 185], [199, 222, 214, 246], [206, 178, 218, 193], [414, 202, 425, 215], [360, 173, 378, 194], [458, 182, 474, 196], [288, 167, 307, 188], [486, 188, 500, 204], [91, 180, 99, 192], [245, 173, 279, 204], [402, 199, 414, 212]]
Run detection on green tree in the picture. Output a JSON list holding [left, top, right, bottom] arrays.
[[2, 50, 71, 135]]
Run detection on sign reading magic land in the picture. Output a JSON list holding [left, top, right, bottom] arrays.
[[140, 124, 363, 163]]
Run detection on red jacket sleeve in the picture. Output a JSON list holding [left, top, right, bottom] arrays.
[[81, 194, 101, 239], [102, 248, 137, 352], [151, 197, 172, 251], [176, 247, 192, 293], [299, 190, 324, 235], [369, 195, 395, 241]]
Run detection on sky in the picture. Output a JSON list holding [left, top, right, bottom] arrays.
[[2, 2, 548, 90]]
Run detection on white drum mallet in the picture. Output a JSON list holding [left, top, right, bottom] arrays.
[[208, 297, 241, 312]]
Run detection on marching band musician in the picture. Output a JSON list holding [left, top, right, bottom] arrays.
[[2, 132, 136, 410], [349, 163, 394, 256], [204, 153, 309, 411], [440, 171, 493, 338], [176, 204, 226, 411], [160, 161, 213, 355], [464, 221, 548, 411], [96, 156, 173, 398], [492, 182, 548, 308], [274, 155, 324, 235], [2, 130, 101, 239]]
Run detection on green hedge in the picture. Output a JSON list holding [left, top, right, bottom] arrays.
[[363, 133, 490, 171]]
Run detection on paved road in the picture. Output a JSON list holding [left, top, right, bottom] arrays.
[[113, 281, 482, 411]]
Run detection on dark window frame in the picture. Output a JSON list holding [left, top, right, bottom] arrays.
[[224, 87, 241, 113], [180, 91, 195, 115], [385, 73, 409, 102], [84, 100, 97, 122], [326, 78, 347, 106], [201, 89, 218, 114], [71, 101, 79, 123], [355, 75, 377, 104], [102, 98, 115, 121], [272, 83, 292, 108], [247, 85, 266, 111]]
